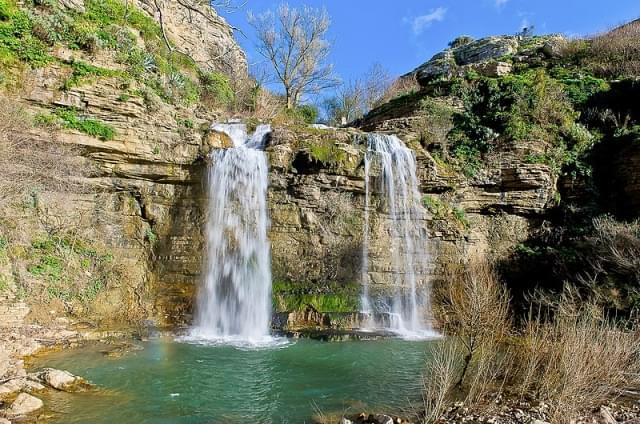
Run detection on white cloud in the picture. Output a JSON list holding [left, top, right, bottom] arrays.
[[495, 0, 509, 7], [411, 7, 447, 35]]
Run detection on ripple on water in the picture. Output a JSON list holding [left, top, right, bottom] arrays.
[[177, 333, 293, 351]]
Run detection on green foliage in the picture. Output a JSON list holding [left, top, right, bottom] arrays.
[[549, 67, 610, 106], [295, 104, 319, 124], [423, 195, 470, 229], [448, 35, 474, 48], [145, 227, 157, 245], [272, 280, 359, 313], [449, 69, 592, 177], [53, 107, 116, 140], [63, 60, 121, 89], [0, 0, 51, 66], [423, 195, 448, 219], [27, 234, 112, 303], [34, 111, 58, 127], [200, 71, 234, 107], [304, 138, 347, 167]]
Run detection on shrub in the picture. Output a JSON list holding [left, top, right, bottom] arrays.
[[295, 104, 319, 124], [0, 1, 51, 66], [583, 20, 640, 78], [63, 60, 121, 89], [54, 107, 116, 140], [448, 35, 474, 49], [515, 299, 640, 423], [200, 71, 234, 107]]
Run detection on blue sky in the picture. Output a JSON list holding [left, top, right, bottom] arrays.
[[220, 0, 640, 85]]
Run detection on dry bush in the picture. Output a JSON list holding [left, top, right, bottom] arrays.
[[566, 20, 640, 78], [0, 96, 83, 209], [515, 297, 640, 423], [422, 340, 463, 423], [253, 87, 286, 121], [425, 255, 512, 418], [444, 258, 511, 389], [589, 216, 640, 284], [378, 74, 421, 106]]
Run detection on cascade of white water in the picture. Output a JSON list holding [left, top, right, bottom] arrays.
[[360, 133, 435, 337], [190, 123, 273, 342]]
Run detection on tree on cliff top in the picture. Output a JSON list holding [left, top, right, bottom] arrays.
[[248, 4, 339, 109]]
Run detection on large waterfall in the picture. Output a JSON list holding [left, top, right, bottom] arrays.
[[361, 133, 436, 338], [189, 123, 274, 343]]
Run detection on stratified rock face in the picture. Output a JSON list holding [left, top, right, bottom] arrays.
[[454, 36, 519, 65], [134, 0, 247, 75], [411, 35, 564, 85]]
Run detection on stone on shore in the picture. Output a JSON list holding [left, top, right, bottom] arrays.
[[6, 393, 43, 417]]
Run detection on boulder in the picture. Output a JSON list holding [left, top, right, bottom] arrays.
[[468, 61, 513, 77], [6, 393, 43, 417], [454, 36, 519, 65], [415, 50, 457, 84], [37, 368, 86, 392], [205, 130, 234, 150], [541, 36, 568, 58], [0, 378, 45, 400], [58, 0, 85, 13]]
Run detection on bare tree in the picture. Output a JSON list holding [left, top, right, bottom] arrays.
[[323, 63, 392, 125], [248, 3, 339, 109]]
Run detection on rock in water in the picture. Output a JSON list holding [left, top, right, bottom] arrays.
[[7, 393, 43, 417], [37, 368, 86, 392]]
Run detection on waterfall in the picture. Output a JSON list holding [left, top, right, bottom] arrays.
[[190, 123, 274, 343], [360, 133, 436, 338]]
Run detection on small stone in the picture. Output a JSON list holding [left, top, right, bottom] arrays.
[[372, 414, 394, 424], [7, 393, 43, 417], [0, 418, 11, 424], [339, 418, 353, 424], [532, 420, 550, 424]]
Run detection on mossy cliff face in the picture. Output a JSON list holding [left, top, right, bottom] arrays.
[[0, 0, 241, 332]]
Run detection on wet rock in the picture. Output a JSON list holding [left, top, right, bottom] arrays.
[[0, 378, 45, 399], [36, 368, 88, 392], [6, 393, 43, 417], [339, 418, 353, 424], [205, 130, 234, 150]]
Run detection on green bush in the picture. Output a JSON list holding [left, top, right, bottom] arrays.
[[54, 107, 116, 140], [0, 0, 51, 66], [296, 104, 319, 124], [200, 71, 234, 106], [63, 60, 121, 89]]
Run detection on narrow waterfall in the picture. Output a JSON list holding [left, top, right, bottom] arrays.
[[361, 133, 435, 337], [190, 123, 273, 342]]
